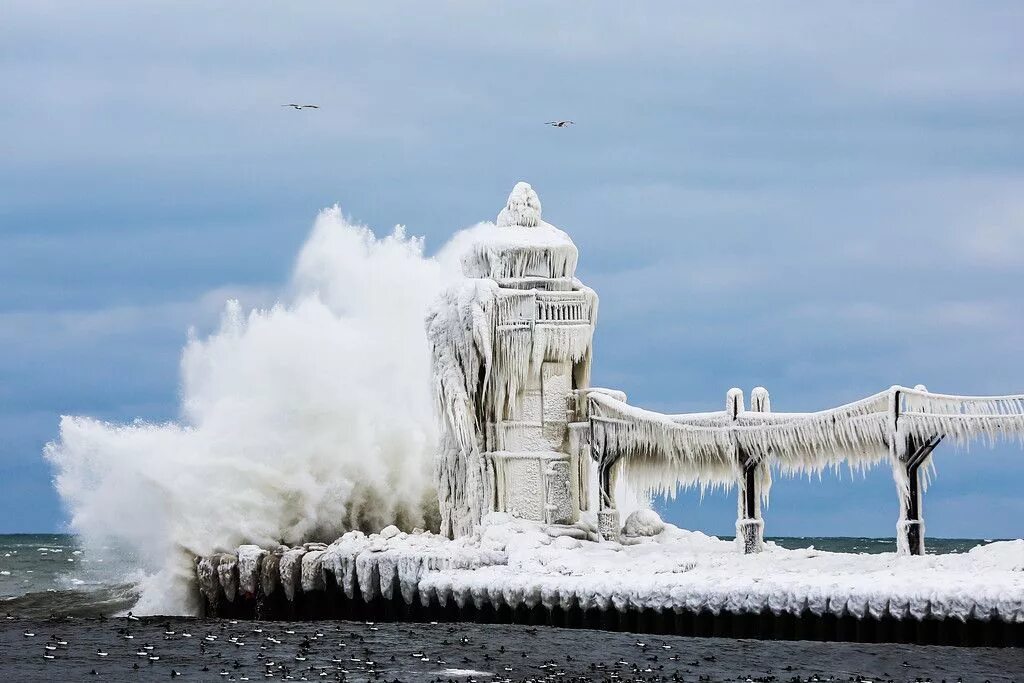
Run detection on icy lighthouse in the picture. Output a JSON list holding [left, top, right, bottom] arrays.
[[194, 183, 1024, 640], [427, 183, 602, 538]]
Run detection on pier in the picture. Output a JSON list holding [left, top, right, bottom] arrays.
[[196, 540, 1024, 647], [194, 523, 1024, 648], [194, 184, 1024, 648], [200, 580, 1024, 648]]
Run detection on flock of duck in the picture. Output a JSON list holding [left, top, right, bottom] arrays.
[[14, 615, 705, 681], [6, 611, 1020, 682]]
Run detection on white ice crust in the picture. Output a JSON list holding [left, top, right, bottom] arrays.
[[496, 182, 543, 228], [202, 518, 1024, 623], [425, 182, 598, 538], [460, 183, 578, 280], [622, 509, 666, 538], [589, 386, 1024, 503]]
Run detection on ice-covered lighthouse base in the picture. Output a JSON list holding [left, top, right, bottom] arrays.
[[195, 515, 1024, 646]]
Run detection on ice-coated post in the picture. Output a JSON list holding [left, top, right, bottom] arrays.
[[891, 387, 916, 555], [892, 385, 932, 556], [736, 387, 766, 554], [593, 418, 621, 542], [899, 457, 925, 556], [597, 461, 620, 542], [597, 507, 621, 543], [597, 458, 620, 542]]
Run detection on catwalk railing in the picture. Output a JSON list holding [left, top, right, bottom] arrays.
[[585, 385, 1024, 554]]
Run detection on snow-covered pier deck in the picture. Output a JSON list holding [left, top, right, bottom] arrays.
[[195, 517, 1024, 647]]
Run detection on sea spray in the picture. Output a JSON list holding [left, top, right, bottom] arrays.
[[45, 206, 471, 615]]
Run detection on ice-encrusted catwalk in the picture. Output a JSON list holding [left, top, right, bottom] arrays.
[[197, 514, 1024, 624]]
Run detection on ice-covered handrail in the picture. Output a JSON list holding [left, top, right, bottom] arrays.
[[589, 386, 1024, 491], [898, 386, 1024, 402], [898, 385, 1024, 417], [667, 411, 728, 427], [588, 389, 890, 470], [892, 386, 1024, 456], [899, 413, 1024, 449], [588, 392, 737, 491]]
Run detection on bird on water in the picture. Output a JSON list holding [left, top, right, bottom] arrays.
[[545, 120, 574, 127]]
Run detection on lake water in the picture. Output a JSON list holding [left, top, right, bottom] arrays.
[[2, 615, 1021, 682], [2, 534, 1019, 682], [1, 534, 1007, 620]]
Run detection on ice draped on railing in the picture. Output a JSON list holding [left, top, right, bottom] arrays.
[[896, 386, 1024, 451], [587, 386, 1024, 499]]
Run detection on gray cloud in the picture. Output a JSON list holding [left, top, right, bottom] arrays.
[[1, 0, 1022, 535]]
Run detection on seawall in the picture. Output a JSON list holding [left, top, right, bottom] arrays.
[[193, 523, 1024, 648], [198, 570, 1024, 648]]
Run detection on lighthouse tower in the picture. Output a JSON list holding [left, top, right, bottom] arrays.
[[427, 183, 601, 538]]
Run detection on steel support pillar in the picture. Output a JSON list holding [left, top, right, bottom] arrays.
[[896, 434, 940, 555], [593, 419, 620, 542], [732, 388, 767, 554]]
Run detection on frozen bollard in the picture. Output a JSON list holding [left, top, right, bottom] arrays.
[[736, 518, 764, 554], [898, 518, 925, 556], [597, 509, 621, 542]]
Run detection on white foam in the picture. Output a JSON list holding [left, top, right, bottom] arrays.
[[45, 206, 487, 615], [436, 669, 494, 677]]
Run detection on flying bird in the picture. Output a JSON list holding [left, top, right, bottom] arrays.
[[282, 104, 319, 110], [545, 120, 574, 128]]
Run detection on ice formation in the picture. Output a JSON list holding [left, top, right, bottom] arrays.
[[427, 182, 599, 539], [198, 516, 1024, 624], [589, 386, 1024, 480], [47, 179, 1024, 618], [425, 183, 1024, 558], [622, 509, 665, 538], [586, 384, 1024, 552]]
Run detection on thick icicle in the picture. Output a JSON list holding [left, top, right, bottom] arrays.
[[236, 545, 266, 599], [589, 385, 1024, 503]]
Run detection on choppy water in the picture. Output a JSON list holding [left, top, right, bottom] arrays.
[[0, 534, 138, 619], [764, 536, 1005, 554], [1, 616, 1020, 682], [0, 534, 1008, 621], [2, 535, 1020, 680]]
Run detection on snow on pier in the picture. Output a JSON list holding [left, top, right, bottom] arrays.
[[196, 515, 1024, 630]]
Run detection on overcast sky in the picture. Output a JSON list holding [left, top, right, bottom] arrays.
[[2, 2, 1023, 537]]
